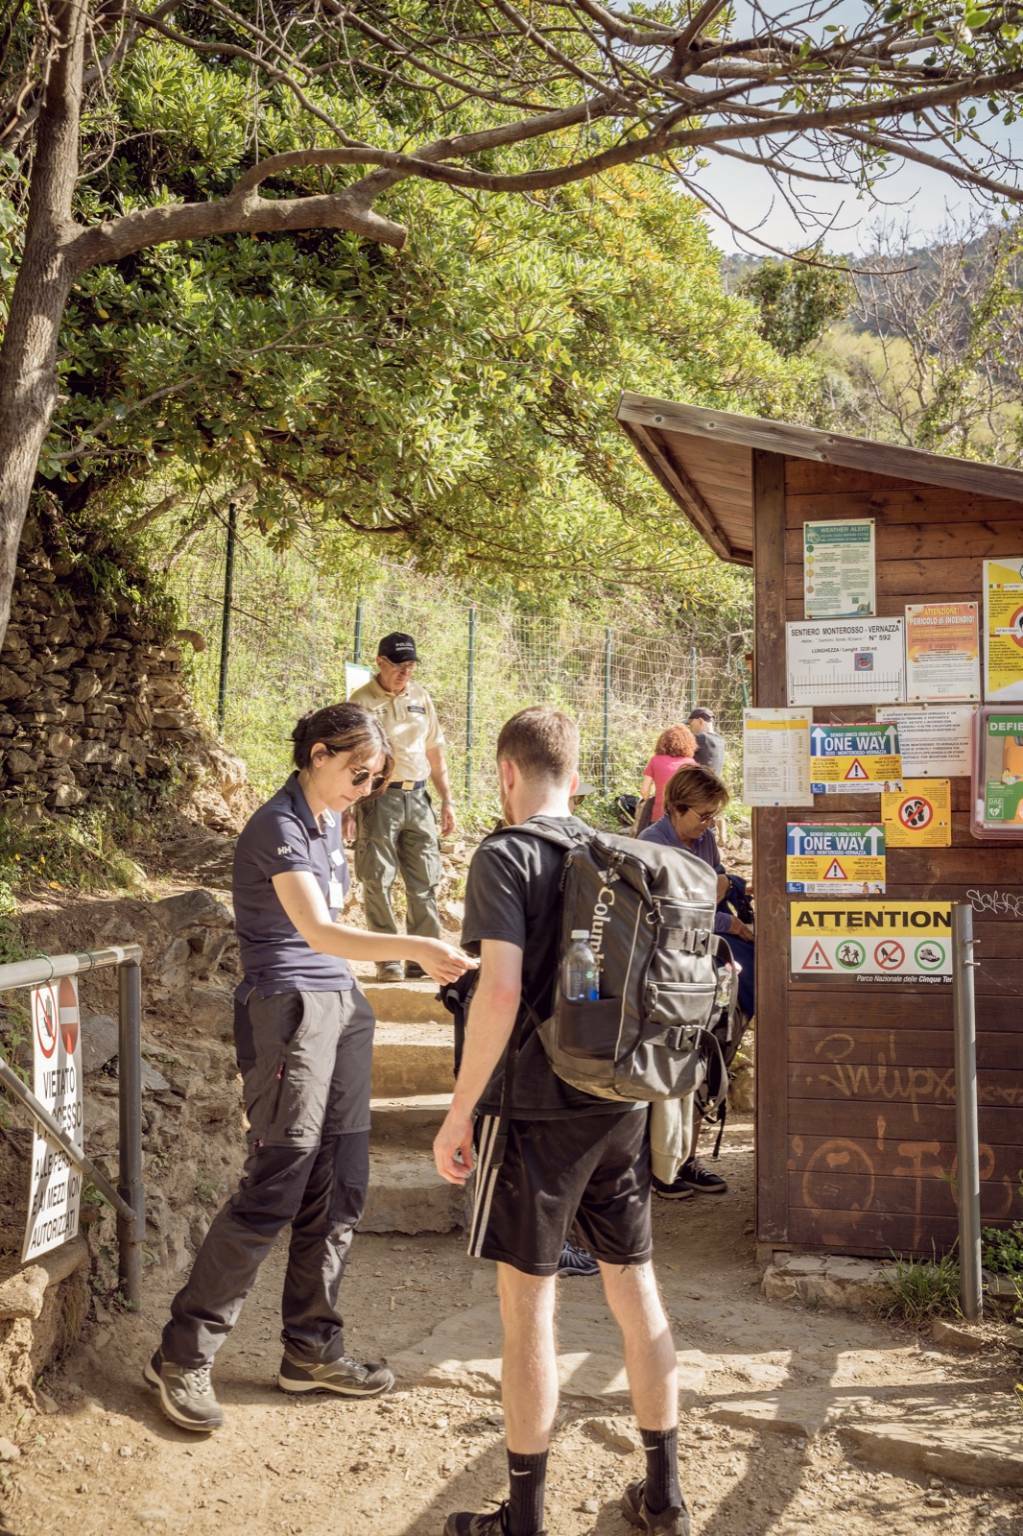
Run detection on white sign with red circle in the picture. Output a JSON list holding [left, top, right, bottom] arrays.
[[22, 978, 84, 1263]]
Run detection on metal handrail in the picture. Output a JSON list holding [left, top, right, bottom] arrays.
[[0, 946, 144, 1306]]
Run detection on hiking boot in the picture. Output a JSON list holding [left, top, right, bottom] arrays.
[[278, 1351, 394, 1397], [651, 1174, 696, 1202], [676, 1157, 727, 1195], [445, 1502, 545, 1536], [404, 961, 427, 980], [143, 1349, 224, 1433], [621, 1480, 691, 1535], [375, 961, 403, 982], [557, 1239, 599, 1278]]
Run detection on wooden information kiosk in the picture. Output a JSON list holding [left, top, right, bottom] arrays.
[[618, 391, 1023, 1258]]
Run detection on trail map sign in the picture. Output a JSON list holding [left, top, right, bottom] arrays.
[[802, 519, 876, 620], [22, 977, 84, 1262], [881, 779, 952, 848], [809, 723, 902, 795], [786, 824, 885, 895], [790, 902, 953, 984], [786, 618, 906, 708]]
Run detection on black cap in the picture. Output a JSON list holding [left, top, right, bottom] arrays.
[[689, 706, 714, 723], [378, 632, 418, 663]]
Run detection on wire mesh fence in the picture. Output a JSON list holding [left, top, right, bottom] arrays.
[[170, 527, 750, 824]]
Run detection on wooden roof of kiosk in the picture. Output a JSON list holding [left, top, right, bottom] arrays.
[[617, 390, 1023, 567], [617, 389, 1023, 1261]]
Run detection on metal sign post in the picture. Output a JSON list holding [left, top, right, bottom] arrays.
[[952, 902, 982, 1321]]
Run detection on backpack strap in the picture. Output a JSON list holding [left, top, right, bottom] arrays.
[[475, 818, 591, 1174]]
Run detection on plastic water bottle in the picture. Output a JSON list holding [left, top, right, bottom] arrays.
[[563, 930, 599, 1002]]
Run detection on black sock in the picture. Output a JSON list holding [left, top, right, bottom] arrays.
[[506, 1449, 548, 1535], [640, 1426, 680, 1514]]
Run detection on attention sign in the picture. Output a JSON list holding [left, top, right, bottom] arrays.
[[809, 723, 902, 795], [790, 902, 953, 984], [786, 823, 886, 895]]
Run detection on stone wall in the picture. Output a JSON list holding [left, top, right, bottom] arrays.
[[0, 511, 246, 823]]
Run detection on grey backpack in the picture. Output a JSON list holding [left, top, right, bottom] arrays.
[[493, 822, 737, 1108]]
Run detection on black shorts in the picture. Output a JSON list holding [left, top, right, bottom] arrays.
[[468, 1109, 652, 1276]]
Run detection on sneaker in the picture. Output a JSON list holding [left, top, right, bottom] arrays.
[[143, 1348, 223, 1433], [557, 1239, 599, 1278], [277, 1351, 394, 1397], [375, 961, 403, 982], [621, 1480, 691, 1535], [651, 1174, 696, 1202], [445, 1502, 545, 1536], [676, 1157, 727, 1195], [404, 961, 427, 980]]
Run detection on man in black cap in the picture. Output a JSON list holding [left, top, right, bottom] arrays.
[[687, 707, 725, 777], [348, 634, 455, 979]]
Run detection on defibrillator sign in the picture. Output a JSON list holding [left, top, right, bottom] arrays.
[[789, 902, 952, 983], [786, 823, 886, 895], [809, 723, 902, 794]]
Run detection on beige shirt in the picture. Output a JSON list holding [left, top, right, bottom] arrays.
[[350, 675, 445, 783]]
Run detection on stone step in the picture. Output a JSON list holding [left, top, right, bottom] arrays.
[[363, 979, 449, 1024], [361, 1145, 465, 1234], [371, 1092, 450, 1149], [371, 1022, 455, 1098]]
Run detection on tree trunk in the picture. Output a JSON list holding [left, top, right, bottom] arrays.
[[0, 0, 86, 651]]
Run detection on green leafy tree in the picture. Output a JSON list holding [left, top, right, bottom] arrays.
[[738, 256, 854, 357], [3, 1, 1023, 648]]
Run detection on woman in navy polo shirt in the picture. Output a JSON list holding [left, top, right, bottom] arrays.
[[147, 702, 473, 1432]]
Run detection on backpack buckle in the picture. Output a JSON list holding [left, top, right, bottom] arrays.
[[662, 924, 712, 955]]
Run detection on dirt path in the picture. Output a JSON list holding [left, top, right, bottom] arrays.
[[2, 1121, 1021, 1536]]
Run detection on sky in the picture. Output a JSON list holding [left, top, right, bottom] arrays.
[[689, 0, 1023, 255], [700, 151, 1020, 255]]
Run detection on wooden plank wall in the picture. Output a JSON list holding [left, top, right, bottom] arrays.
[[754, 451, 1023, 1257]]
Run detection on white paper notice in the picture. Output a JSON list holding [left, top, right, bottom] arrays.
[[742, 709, 813, 807], [787, 617, 906, 708], [802, 519, 876, 619], [875, 706, 974, 777]]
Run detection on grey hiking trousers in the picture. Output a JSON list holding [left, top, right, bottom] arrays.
[[355, 784, 443, 939], [161, 986, 374, 1369]]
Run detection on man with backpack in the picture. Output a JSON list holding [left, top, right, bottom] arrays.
[[433, 707, 694, 1536]]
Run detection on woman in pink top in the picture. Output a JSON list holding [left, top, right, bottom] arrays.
[[640, 724, 698, 821]]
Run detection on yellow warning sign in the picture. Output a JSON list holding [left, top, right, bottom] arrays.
[[790, 902, 953, 982], [881, 779, 952, 848], [809, 725, 903, 795]]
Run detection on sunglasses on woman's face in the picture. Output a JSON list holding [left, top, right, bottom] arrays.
[[349, 766, 388, 790], [676, 805, 717, 825]]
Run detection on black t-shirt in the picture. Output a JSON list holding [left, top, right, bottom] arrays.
[[694, 729, 725, 777], [462, 815, 637, 1119]]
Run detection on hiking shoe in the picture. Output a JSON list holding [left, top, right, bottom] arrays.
[[677, 1157, 727, 1195], [404, 961, 427, 980], [278, 1351, 394, 1397], [143, 1349, 223, 1433], [557, 1239, 599, 1278], [651, 1174, 696, 1202], [444, 1502, 545, 1536], [621, 1480, 691, 1535], [375, 961, 403, 982]]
